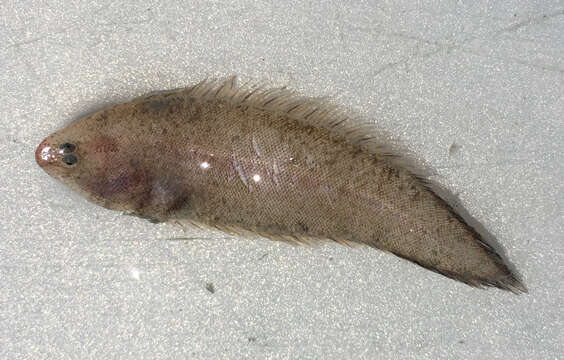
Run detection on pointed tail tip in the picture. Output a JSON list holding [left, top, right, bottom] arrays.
[[492, 273, 528, 294]]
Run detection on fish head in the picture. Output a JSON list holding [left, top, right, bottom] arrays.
[[35, 109, 151, 213]]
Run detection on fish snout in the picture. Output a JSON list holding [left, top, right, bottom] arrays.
[[35, 139, 56, 168]]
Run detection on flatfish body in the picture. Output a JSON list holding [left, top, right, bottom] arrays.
[[35, 78, 525, 292]]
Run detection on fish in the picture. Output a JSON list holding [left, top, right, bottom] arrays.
[[35, 77, 526, 292]]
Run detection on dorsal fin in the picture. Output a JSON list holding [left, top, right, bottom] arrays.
[[171, 76, 432, 180]]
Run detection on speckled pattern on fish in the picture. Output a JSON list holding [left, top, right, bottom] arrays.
[[35, 77, 526, 293]]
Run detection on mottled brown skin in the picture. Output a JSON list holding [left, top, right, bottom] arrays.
[[35, 79, 525, 292]]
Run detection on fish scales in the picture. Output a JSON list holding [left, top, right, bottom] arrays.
[[35, 77, 525, 292]]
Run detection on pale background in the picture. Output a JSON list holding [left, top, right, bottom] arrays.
[[1, 1, 563, 359]]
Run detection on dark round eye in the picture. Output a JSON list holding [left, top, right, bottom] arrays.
[[59, 142, 76, 153], [62, 154, 78, 166]]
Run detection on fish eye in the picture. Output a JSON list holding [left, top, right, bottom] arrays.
[[58, 142, 76, 153], [62, 154, 78, 166]]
